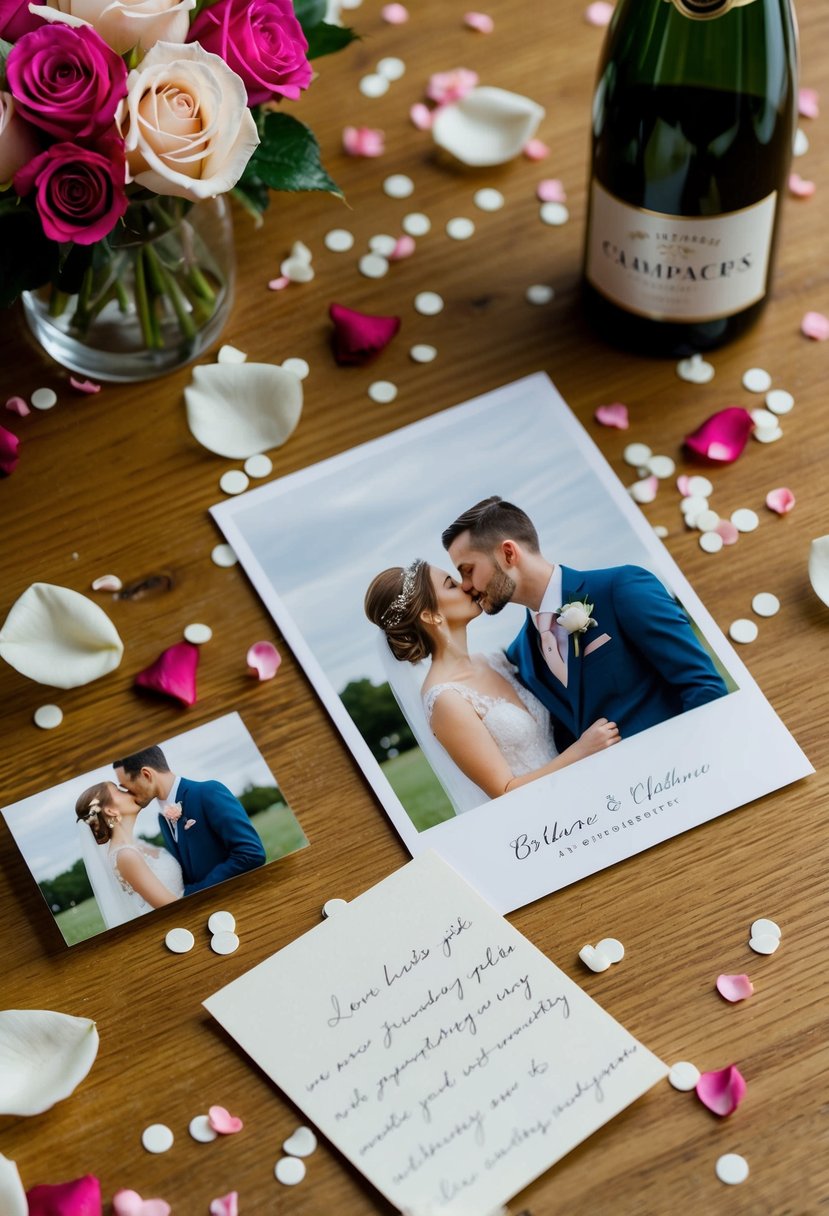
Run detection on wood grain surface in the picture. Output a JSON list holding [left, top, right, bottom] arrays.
[[1, 1, 828, 1212]]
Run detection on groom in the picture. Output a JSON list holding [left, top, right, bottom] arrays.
[[443, 495, 728, 748], [113, 745, 266, 896]]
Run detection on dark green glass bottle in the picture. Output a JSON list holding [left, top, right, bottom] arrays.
[[583, 0, 799, 355]]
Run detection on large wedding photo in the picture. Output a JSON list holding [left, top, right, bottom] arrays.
[[211, 375, 810, 912], [1, 713, 308, 945]]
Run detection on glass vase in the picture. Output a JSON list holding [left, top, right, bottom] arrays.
[[22, 195, 235, 383]]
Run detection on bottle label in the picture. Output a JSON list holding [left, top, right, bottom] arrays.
[[585, 181, 777, 322], [666, 0, 759, 18]]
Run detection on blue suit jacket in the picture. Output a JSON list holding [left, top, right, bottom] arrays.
[[158, 777, 266, 896], [505, 564, 727, 747]]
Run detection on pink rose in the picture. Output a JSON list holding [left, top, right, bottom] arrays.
[[0, 92, 41, 184], [6, 24, 127, 141], [0, 0, 43, 39], [187, 0, 312, 106], [14, 137, 128, 243]]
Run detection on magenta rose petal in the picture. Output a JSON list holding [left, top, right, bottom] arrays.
[[246, 640, 281, 680], [695, 1064, 747, 1117], [684, 407, 754, 463], [187, 0, 312, 105], [0, 425, 20, 475], [594, 402, 629, 429], [329, 303, 401, 366], [27, 1175, 102, 1216], [766, 486, 796, 514], [801, 310, 829, 340], [134, 641, 199, 706], [716, 974, 755, 1003]]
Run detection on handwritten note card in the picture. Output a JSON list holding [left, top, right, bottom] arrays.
[[204, 853, 666, 1213]]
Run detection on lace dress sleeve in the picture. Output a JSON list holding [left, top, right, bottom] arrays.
[[423, 681, 495, 728], [108, 844, 145, 895]]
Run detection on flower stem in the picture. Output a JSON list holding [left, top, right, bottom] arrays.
[[144, 245, 197, 342], [48, 288, 70, 319], [134, 250, 160, 350]]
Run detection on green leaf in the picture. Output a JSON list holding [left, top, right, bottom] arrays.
[[249, 112, 343, 197], [0, 37, 13, 88], [0, 207, 58, 307], [294, 0, 327, 37], [232, 172, 271, 225], [306, 21, 359, 59]]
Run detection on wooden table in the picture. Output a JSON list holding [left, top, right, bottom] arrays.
[[2, 1, 828, 1211]]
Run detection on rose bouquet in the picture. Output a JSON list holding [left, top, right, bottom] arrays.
[[0, 0, 355, 372]]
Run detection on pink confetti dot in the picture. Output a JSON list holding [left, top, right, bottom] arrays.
[[801, 310, 829, 340], [5, 395, 30, 416], [390, 234, 416, 260], [789, 172, 816, 198], [381, 2, 409, 22], [594, 402, 629, 429], [69, 376, 101, 394], [714, 519, 740, 545], [267, 275, 290, 291], [799, 86, 819, 119], [343, 125, 385, 157], [464, 10, 494, 32], [523, 138, 549, 162], [585, 1, 614, 25], [409, 102, 433, 130], [765, 486, 796, 514], [536, 178, 566, 203]]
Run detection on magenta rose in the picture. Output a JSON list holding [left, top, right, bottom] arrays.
[[187, 0, 312, 105], [6, 24, 128, 141], [0, 0, 43, 40], [14, 137, 128, 244]]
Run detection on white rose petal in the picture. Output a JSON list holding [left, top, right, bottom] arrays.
[[432, 86, 545, 167], [0, 1155, 26, 1216], [0, 1010, 99, 1115], [808, 535, 829, 608], [184, 362, 303, 458], [30, 0, 195, 54], [0, 583, 124, 689]]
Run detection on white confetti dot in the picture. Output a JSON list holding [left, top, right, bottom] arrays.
[[699, 531, 724, 553], [681, 495, 709, 524], [283, 1126, 318, 1157], [696, 509, 720, 532], [716, 1153, 749, 1186], [358, 253, 389, 279], [749, 933, 780, 954], [368, 233, 397, 255], [275, 1157, 306, 1185], [244, 453, 272, 478], [280, 256, 314, 283], [324, 228, 354, 252], [751, 917, 781, 939], [414, 291, 444, 316], [142, 1124, 174, 1153], [383, 174, 414, 199], [676, 353, 715, 384], [753, 425, 783, 444], [752, 592, 780, 617], [668, 1061, 700, 1092], [189, 1114, 218, 1142], [578, 944, 611, 972], [376, 55, 405, 80], [211, 543, 237, 568], [282, 357, 310, 380], [794, 127, 809, 156], [359, 72, 388, 98], [595, 937, 624, 963], [31, 386, 58, 410], [729, 618, 759, 644], [750, 407, 778, 431], [368, 380, 398, 404], [623, 442, 652, 467], [409, 344, 437, 363], [322, 898, 349, 918], [686, 475, 713, 497], [165, 927, 195, 954], [539, 201, 569, 225], [208, 910, 236, 935], [731, 508, 759, 532], [210, 930, 240, 955], [473, 187, 504, 211], [446, 216, 475, 240], [184, 623, 212, 645], [219, 470, 249, 496], [765, 388, 794, 415], [402, 212, 431, 236], [33, 704, 63, 729], [653, 525, 669, 539], [742, 366, 772, 393], [629, 476, 658, 504], [647, 454, 676, 479], [525, 284, 554, 305]]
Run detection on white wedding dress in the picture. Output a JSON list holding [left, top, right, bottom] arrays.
[[109, 843, 185, 914], [423, 652, 558, 778]]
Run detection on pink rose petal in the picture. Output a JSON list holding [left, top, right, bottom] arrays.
[[716, 973, 755, 1003], [267, 275, 290, 291], [789, 172, 816, 198], [381, 2, 409, 22], [246, 640, 281, 680], [426, 68, 479, 105], [463, 10, 494, 32], [209, 1195, 239, 1216], [676, 474, 692, 496], [329, 302, 401, 365], [684, 406, 754, 463], [585, 1, 614, 25], [27, 1175, 102, 1216], [714, 519, 740, 545], [112, 1191, 171, 1216], [208, 1104, 244, 1134], [523, 138, 550, 161], [536, 178, 566, 203], [342, 125, 385, 157], [765, 486, 796, 514], [69, 376, 101, 394], [0, 424, 20, 475], [409, 101, 434, 130], [696, 1064, 747, 1117], [799, 86, 819, 119], [390, 234, 416, 260], [134, 641, 199, 706], [5, 395, 30, 416], [594, 401, 629, 429], [801, 310, 829, 340]]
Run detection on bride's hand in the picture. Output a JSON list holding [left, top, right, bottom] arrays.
[[573, 717, 620, 758]]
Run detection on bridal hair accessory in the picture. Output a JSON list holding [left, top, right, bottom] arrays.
[[381, 559, 425, 627], [81, 799, 101, 823], [556, 598, 598, 657]]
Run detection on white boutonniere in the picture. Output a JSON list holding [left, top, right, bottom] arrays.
[[556, 599, 598, 657]]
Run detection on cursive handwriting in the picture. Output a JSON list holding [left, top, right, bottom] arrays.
[[510, 816, 599, 861], [630, 763, 710, 804], [384, 945, 430, 987]]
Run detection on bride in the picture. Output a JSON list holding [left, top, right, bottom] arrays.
[[75, 781, 184, 927], [365, 559, 620, 805]]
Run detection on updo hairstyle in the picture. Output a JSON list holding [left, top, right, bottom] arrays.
[[75, 781, 117, 845], [365, 562, 438, 664]]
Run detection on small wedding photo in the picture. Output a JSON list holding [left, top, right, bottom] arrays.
[[1, 712, 308, 946]]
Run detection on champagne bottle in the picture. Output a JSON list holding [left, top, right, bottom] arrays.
[[583, 0, 799, 354]]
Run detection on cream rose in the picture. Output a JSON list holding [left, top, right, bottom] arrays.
[[116, 41, 259, 201], [0, 91, 40, 185], [28, 0, 196, 55]]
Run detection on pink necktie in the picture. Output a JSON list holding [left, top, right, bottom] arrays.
[[536, 611, 568, 687]]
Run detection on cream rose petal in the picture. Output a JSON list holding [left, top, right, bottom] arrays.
[[184, 363, 303, 458], [30, 0, 195, 53], [0, 582, 124, 688], [0, 1010, 99, 1115], [431, 86, 545, 167], [808, 535, 829, 607], [0, 1156, 27, 1216]]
